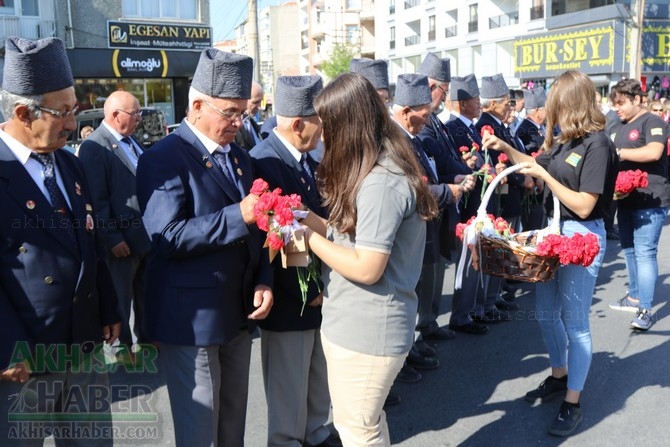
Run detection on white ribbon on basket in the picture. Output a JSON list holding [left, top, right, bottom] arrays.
[[454, 163, 561, 290]]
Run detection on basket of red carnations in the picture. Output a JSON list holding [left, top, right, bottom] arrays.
[[454, 164, 601, 287]]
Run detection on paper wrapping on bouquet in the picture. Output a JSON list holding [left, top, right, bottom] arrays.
[[454, 164, 560, 289], [281, 227, 310, 268]]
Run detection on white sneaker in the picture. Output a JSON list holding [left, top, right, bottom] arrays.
[[609, 296, 639, 313], [631, 309, 654, 331]]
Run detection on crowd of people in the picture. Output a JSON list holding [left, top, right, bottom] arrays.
[[1, 35, 669, 447]]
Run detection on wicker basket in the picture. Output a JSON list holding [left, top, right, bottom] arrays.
[[460, 164, 561, 284], [471, 235, 560, 282]]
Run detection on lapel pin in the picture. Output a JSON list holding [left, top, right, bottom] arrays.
[[26, 200, 35, 210], [74, 182, 82, 196], [233, 156, 239, 165], [300, 178, 306, 184], [85, 204, 93, 212], [236, 168, 243, 176]]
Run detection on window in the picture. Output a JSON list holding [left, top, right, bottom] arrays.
[[390, 26, 395, 50], [22, 0, 39, 16], [122, 0, 198, 20], [390, 0, 395, 14], [428, 15, 435, 41], [0, 0, 15, 15], [346, 0, 361, 9], [468, 4, 478, 33], [346, 25, 359, 44]]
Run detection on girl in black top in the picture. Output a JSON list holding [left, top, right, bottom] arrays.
[[483, 70, 617, 437]]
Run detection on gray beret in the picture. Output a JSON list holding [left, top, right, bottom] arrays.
[[418, 52, 451, 82], [394, 74, 432, 107], [275, 75, 323, 117], [191, 48, 253, 99], [350, 58, 389, 90], [2, 37, 74, 95], [480, 73, 509, 99], [450, 74, 479, 101], [523, 87, 547, 110]]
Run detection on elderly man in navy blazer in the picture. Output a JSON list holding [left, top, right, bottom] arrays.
[[136, 48, 273, 447], [78, 90, 152, 360], [0, 36, 120, 445], [251, 75, 341, 447]]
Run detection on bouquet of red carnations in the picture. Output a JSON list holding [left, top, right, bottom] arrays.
[[535, 233, 600, 267], [251, 178, 320, 315], [614, 169, 648, 199]]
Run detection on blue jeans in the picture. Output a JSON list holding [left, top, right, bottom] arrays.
[[535, 219, 606, 392], [617, 207, 668, 311]]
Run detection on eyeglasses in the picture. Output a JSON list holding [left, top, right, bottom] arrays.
[[117, 109, 143, 118], [37, 105, 78, 119], [202, 100, 245, 122], [433, 84, 449, 97], [507, 100, 517, 107]]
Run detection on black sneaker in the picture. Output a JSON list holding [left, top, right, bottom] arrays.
[[548, 402, 583, 437], [524, 375, 567, 403]]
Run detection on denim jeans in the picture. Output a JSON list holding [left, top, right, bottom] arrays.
[[617, 206, 668, 310], [535, 218, 606, 392]]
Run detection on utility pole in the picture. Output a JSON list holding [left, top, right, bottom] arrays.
[[248, 0, 261, 82], [629, 0, 646, 81]]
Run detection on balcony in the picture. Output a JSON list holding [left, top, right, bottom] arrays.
[[468, 21, 478, 33], [0, 15, 20, 41], [445, 25, 457, 38], [405, 35, 420, 46], [489, 12, 518, 29], [530, 5, 545, 20], [404, 0, 420, 9], [360, 0, 375, 21]]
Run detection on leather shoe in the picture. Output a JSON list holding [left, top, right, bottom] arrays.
[[406, 348, 439, 370], [384, 391, 401, 407], [496, 298, 519, 311], [396, 363, 422, 383], [449, 321, 489, 335], [413, 339, 436, 357], [421, 326, 456, 340], [307, 433, 343, 447]]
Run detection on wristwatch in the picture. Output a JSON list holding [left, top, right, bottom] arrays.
[[616, 147, 621, 159]]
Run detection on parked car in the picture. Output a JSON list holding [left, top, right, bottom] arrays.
[[68, 107, 169, 149]]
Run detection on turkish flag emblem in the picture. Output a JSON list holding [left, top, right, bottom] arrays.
[[628, 129, 639, 141]]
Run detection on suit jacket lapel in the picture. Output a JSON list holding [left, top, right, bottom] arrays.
[[176, 123, 244, 202], [0, 145, 80, 258]]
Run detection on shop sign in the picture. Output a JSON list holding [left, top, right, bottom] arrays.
[[514, 24, 614, 78], [640, 20, 670, 72], [112, 49, 168, 78], [108, 20, 211, 51]]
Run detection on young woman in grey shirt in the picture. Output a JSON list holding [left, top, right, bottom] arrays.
[[300, 73, 438, 446]]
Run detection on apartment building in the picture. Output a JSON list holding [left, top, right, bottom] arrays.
[[376, 0, 670, 91]]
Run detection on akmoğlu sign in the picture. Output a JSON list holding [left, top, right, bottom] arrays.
[[514, 23, 615, 78], [108, 20, 211, 51]]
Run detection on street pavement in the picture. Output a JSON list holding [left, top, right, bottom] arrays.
[[50, 216, 670, 446]]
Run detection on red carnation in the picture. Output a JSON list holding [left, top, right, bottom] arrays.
[[498, 153, 509, 163], [480, 125, 494, 137], [251, 178, 269, 195]]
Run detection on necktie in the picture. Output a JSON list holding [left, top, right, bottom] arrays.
[[212, 150, 242, 200], [31, 153, 78, 246], [469, 123, 477, 137], [121, 136, 141, 160], [301, 154, 317, 191]]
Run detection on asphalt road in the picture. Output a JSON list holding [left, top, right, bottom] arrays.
[[48, 216, 670, 446]]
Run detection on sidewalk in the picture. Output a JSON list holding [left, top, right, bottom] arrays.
[[49, 218, 670, 446]]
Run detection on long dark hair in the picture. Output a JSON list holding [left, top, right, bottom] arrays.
[[314, 72, 438, 234]]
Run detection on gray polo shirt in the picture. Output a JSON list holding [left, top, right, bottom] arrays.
[[321, 156, 426, 356]]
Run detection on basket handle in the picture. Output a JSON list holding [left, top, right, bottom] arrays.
[[475, 162, 560, 231]]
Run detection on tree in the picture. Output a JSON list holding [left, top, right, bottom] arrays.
[[321, 43, 355, 80]]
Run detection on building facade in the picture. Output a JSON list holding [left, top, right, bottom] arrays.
[[1, 0, 211, 125], [376, 0, 670, 94]]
